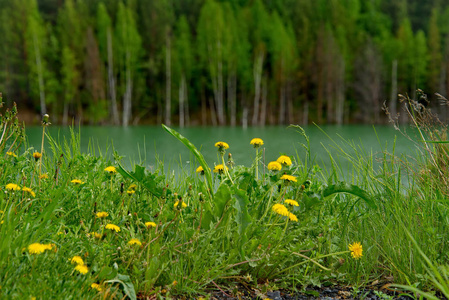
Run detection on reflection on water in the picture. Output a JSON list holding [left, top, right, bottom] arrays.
[[25, 125, 418, 175]]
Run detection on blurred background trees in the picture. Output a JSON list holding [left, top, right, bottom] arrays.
[[0, 0, 448, 126]]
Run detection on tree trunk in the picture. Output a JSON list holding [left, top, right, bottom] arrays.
[[389, 60, 398, 119], [107, 28, 119, 125], [303, 101, 309, 125], [227, 71, 236, 127], [122, 52, 133, 127], [179, 75, 185, 127], [208, 96, 217, 126], [32, 31, 46, 115], [252, 51, 264, 126], [260, 76, 267, 126], [184, 78, 190, 126], [335, 59, 345, 125], [217, 44, 225, 125], [165, 30, 171, 126]]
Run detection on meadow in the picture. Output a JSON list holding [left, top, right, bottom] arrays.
[[1, 96, 449, 299]]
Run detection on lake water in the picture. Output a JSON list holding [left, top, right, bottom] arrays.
[[25, 125, 417, 175]]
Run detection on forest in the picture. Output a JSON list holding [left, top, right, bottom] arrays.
[[0, 0, 448, 126]]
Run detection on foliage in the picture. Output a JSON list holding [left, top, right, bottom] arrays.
[[2, 0, 449, 125], [2, 100, 449, 298]]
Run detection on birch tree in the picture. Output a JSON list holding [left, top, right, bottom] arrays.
[[97, 3, 119, 125], [115, 2, 142, 127]]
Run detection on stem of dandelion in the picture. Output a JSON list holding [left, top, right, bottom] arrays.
[[39, 125, 45, 187], [221, 154, 234, 184], [255, 148, 259, 181]]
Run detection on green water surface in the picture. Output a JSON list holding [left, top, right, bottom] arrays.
[[25, 125, 417, 174]]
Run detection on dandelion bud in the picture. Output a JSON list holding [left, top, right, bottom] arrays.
[[42, 114, 51, 125]]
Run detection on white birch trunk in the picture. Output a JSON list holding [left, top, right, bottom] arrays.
[[122, 52, 133, 127], [260, 77, 267, 126], [32, 31, 46, 115], [227, 72, 236, 127], [179, 75, 185, 128], [252, 51, 264, 126], [165, 31, 171, 126], [107, 28, 119, 125], [390, 59, 398, 118]]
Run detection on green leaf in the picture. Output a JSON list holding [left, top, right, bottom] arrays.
[[322, 182, 377, 209], [233, 189, 252, 235], [162, 124, 213, 194], [116, 163, 162, 197], [214, 183, 231, 219], [105, 273, 137, 300]]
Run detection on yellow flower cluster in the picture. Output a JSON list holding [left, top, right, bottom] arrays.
[[214, 141, 229, 150], [70, 256, 84, 265], [28, 243, 56, 254], [213, 164, 227, 174], [105, 224, 120, 232], [284, 199, 299, 206], [145, 222, 157, 228], [277, 155, 292, 166], [75, 264, 88, 275], [128, 238, 142, 246], [104, 166, 117, 174], [22, 186, 36, 197], [6, 152, 17, 158], [70, 255, 88, 274], [91, 283, 102, 292], [250, 138, 264, 148], [71, 179, 84, 185], [348, 242, 363, 259], [280, 174, 297, 183], [5, 183, 20, 191], [272, 204, 298, 222], [96, 212, 109, 218], [33, 152, 42, 161], [267, 161, 282, 171], [174, 201, 187, 209]]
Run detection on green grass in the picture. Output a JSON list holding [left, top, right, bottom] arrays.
[[1, 108, 449, 299]]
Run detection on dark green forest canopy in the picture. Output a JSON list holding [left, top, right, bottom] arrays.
[[1, 0, 448, 126]]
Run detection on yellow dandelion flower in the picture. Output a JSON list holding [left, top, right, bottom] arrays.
[[43, 243, 56, 252], [70, 256, 84, 265], [96, 212, 109, 218], [105, 224, 120, 232], [145, 222, 157, 228], [272, 204, 290, 217], [5, 183, 20, 191], [91, 283, 102, 292], [284, 199, 299, 206], [33, 152, 42, 161], [288, 213, 298, 222], [92, 232, 103, 239], [39, 173, 49, 179], [214, 141, 229, 149], [71, 179, 84, 185], [28, 243, 47, 254], [74, 264, 88, 275], [348, 242, 363, 259], [127, 190, 135, 195], [250, 138, 264, 148], [22, 186, 36, 197], [277, 155, 292, 166], [6, 152, 17, 157], [213, 164, 228, 174], [104, 166, 117, 174], [128, 238, 142, 246], [267, 161, 282, 171], [196, 166, 205, 175], [174, 201, 187, 209], [280, 174, 297, 183], [128, 184, 137, 191]]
